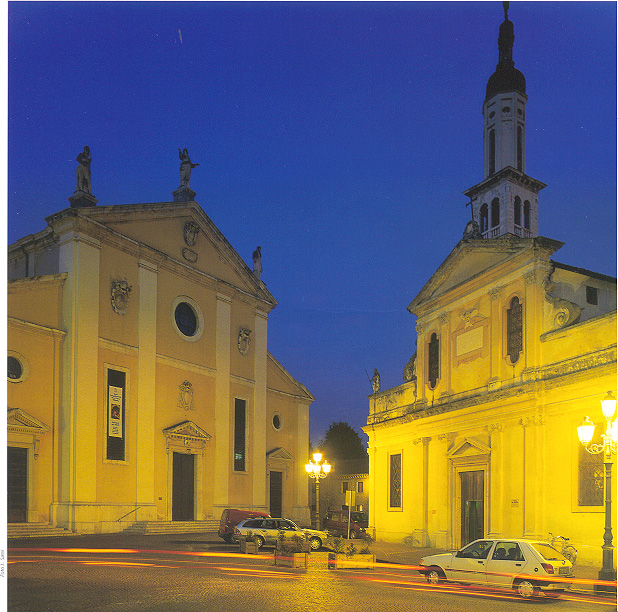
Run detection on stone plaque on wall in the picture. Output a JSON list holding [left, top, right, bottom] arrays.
[[456, 326, 484, 357]]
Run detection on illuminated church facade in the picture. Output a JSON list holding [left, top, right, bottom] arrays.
[[8, 177, 313, 534], [364, 8, 616, 567]]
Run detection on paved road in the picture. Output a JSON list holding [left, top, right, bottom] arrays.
[[8, 545, 615, 612]]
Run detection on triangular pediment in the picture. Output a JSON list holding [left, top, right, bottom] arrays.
[[267, 353, 314, 402], [163, 420, 212, 442], [408, 236, 563, 314], [7, 408, 50, 434], [47, 202, 276, 309], [266, 447, 294, 460], [447, 437, 491, 458]]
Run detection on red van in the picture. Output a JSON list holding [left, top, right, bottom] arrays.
[[218, 508, 270, 543]]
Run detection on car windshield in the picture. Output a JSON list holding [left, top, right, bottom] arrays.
[[531, 543, 567, 562]]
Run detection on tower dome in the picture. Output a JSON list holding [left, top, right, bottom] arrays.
[[485, 4, 526, 101]]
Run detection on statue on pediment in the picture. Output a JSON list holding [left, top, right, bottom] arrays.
[[179, 148, 199, 187], [253, 246, 262, 280], [76, 146, 92, 194]]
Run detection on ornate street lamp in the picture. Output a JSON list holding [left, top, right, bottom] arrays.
[[577, 391, 617, 593], [305, 452, 331, 529]]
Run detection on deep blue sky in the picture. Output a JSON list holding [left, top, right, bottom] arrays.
[[8, 2, 616, 446]]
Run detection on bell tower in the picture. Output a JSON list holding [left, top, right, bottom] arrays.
[[464, 2, 545, 239]]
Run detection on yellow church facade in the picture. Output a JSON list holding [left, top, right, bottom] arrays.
[[364, 8, 616, 568], [8, 196, 313, 534], [365, 236, 616, 566]]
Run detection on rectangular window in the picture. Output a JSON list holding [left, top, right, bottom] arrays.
[[342, 481, 349, 493], [106, 369, 126, 461], [579, 423, 603, 506], [357, 481, 364, 494], [389, 453, 402, 508], [586, 286, 599, 305], [234, 398, 246, 471]]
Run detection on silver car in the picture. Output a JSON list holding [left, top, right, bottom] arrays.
[[419, 538, 573, 598], [233, 517, 328, 550]]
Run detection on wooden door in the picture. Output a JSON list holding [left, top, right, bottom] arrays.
[[269, 471, 283, 517], [460, 470, 484, 545], [8, 447, 28, 523], [172, 452, 195, 521]]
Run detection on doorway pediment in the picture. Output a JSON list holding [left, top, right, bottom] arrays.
[[266, 447, 294, 461], [163, 420, 212, 451], [447, 436, 491, 458], [7, 408, 50, 435]]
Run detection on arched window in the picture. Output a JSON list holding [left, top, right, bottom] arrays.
[[480, 204, 489, 233], [506, 296, 523, 364], [491, 198, 500, 228], [523, 201, 531, 230], [514, 196, 522, 226], [517, 126, 523, 171], [489, 129, 496, 175], [428, 333, 440, 389]]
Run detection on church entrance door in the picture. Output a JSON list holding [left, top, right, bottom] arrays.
[[460, 470, 484, 545], [172, 452, 195, 521]]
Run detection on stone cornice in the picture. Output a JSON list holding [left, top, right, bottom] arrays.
[[367, 346, 616, 428], [463, 166, 546, 199], [8, 317, 66, 339]]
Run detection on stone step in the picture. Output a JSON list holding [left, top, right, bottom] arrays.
[[7, 523, 76, 539], [123, 520, 219, 534]]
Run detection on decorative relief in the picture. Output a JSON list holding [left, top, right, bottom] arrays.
[[178, 381, 194, 411], [543, 267, 581, 330], [183, 221, 200, 246], [439, 312, 449, 325], [403, 353, 417, 383], [416, 321, 423, 334], [111, 279, 132, 315], [182, 248, 198, 263], [486, 423, 504, 433], [238, 328, 252, 355], [520, 414, 545, 427], [489, 286, 503, 301], [459, 308, 478, 328], [524, 270, 536, 285]]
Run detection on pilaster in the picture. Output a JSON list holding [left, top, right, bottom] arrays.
[[136, 258, 158, 505], [214, 293, 232, 510], [58, 231, 101, 508], [252, 310, 268, 509]]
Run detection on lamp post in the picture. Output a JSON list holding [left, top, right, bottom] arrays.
[[305, 452, 331, 529], [577, 391, 617, 593]]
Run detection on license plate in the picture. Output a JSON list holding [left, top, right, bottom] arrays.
[[558, 566, 570, 576]]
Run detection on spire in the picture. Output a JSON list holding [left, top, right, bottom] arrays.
[[485, 2, 525, 101], [497, 2, 515, 69]]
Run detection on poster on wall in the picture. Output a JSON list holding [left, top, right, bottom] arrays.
[[108, 385, 123, 438]]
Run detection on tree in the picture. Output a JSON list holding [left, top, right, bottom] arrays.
[[319, 421, 367, 462]]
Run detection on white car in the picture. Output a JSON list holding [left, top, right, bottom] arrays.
[[419, 538, 573, 598]]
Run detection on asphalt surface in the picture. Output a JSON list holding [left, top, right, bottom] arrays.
[[6, 530, 610, 596]]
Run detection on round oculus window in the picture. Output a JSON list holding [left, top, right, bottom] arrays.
[[175, 302, 197, 337], [171, 296, 205, 342], [8, 356, 22, 380], [272, 414, 282, 430]]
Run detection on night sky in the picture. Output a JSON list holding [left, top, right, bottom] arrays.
[[8, 2, 617, 446]]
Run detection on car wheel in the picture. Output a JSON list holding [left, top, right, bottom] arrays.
[[514, 579, 539, 598], [309, 537, 322, 550], [426, 568, 445, 585], [349, 531, 357, 539], [253, 535, 265, 549]]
